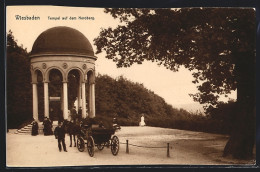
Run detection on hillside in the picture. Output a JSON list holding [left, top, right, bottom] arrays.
[[94, 74, 232, 134], [95, 74, 194, 124]]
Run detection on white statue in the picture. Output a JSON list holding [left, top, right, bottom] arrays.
[[139, 115, 145, 127]]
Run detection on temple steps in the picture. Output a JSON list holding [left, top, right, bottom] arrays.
[[15, 121, 59, 135]]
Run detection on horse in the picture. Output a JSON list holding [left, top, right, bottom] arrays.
[[63, 120, 81, 147]]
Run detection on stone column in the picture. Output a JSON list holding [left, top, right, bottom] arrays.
[[88, 74, 95, 118], [91, 83, 96, 118], [63, 82, 68, 120], [78, 81, 82, 110], [60, 90, 64, 112], [32, 82, 38, 121], [82, 82, 86, 118], [88, 82, 92, 117], [44, 82, 49, 118]]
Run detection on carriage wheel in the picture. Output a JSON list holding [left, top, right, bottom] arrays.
[[97, 143, 104, 151], [87, 136, 95, 157], [111, 135, 119, 156], [77, 137, 85, 152]]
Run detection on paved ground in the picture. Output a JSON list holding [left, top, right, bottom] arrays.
[[6, 126, 256, 167]]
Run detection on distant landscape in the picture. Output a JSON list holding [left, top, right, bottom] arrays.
[[175, 103, 205, 115]]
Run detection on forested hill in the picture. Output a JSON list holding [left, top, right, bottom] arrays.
[[94, 75, 232, 134], [95, 74, 191, 125]]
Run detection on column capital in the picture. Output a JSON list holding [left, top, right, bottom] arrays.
[[31, 82, 38, 84], [62, 81, 68, 83], [89, 81, 95, 85]]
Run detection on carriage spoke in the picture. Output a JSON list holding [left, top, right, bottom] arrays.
[[111, 135, 119, 156], [87, 136, 95, 157], [77, 137, 85, 152]]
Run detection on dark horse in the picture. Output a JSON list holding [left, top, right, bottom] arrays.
[[63, 120, 81, 147]]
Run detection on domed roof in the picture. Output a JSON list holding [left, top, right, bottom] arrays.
[[31, 26, 94, 56]]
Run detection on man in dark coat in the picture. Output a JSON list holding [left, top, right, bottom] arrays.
[[31, 120, 38, 136], [47, 118, 53, 135], [54, 121, 67, 152], [43, 117, 53, 135], [78, 107, 82, 118], [42, 117, 48, 135]]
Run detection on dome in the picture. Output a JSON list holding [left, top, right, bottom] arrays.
[[31, 26, 94, 56]]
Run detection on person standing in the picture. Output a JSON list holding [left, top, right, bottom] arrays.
[[78, 107, 82, 119], [43, 117, 53, 135], [31, 119, 38, 136], [47, 117, 53, 135], [54, 121, 67, 152], [43, 117, 48, 135], [70, 106, 77, 123]]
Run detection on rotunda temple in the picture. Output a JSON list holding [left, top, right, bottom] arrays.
[[30, 26, 97, 121]]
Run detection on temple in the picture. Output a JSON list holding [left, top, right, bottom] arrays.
[[30, 26, 97, 121]]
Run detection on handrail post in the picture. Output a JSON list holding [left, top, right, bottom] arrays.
[[167, 143, 170, 157], [126, 140, 129, 154]]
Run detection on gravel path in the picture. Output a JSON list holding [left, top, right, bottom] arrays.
[[6, 126, 255, 167]]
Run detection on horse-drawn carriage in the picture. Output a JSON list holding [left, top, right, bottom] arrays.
[[75, 120, 120, 157]]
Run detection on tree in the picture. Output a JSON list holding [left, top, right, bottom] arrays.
[[95, 74, 182, 119], [94, 8, 256, 159], [7, 30, 32, 128]]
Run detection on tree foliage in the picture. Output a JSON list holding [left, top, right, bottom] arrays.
[[94, 8, 255, 108], [7, 30, 32, 128], [95, 74, 183, 119]]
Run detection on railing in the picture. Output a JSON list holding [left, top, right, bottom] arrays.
[[120, 140, 172, 157]]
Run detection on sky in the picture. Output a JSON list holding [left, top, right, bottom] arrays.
[[6, 6, 236, 112]]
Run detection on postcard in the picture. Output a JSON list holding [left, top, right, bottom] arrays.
[[5, 5, 256, 167]]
